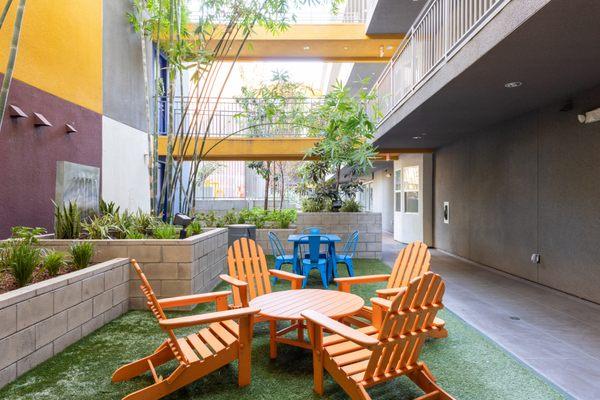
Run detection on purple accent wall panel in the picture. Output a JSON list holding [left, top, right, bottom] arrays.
[[0, 76, 102, 238]]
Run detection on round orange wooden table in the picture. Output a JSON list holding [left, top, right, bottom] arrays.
[[250, 289, 364, 359]]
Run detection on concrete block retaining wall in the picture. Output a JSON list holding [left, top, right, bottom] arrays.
[[0, 258, 130, 389], [296, 212, 382, 259], [255, 213, 382, 259], [37, 228, 228, 310]]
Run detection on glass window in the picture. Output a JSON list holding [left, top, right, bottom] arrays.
[[394, 170, 402, 191], [402, 166, 419, 191], [395, 192, 402, 212], [404, 192, 419, 213], [402, 166, 419, 213]]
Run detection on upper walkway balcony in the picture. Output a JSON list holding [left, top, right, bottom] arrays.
[[372, 0, 510, 125]]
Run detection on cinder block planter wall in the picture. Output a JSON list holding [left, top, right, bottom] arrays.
[[257, 213, 382, 259], [37, 228, 228, 310], [0, 258, 130, 389]]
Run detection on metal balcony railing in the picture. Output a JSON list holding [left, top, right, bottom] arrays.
[[186, 0, 369, 24], [161, 96, 324, 138], [371, 0, 511, 124]]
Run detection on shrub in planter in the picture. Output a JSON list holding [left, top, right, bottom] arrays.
[[270, 209, 297, 228], [54, 201, 82, 239], [340, 198, 362, 212], [70, 242, 94, 270], [152, 223, 178, 239], [7, 242, 42, 287], [44, 251, 66, 276], [301, 197, 332, 212], [186, 219, 202, 237]]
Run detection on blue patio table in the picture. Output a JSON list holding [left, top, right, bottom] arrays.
[[287, 234, 342, 281]]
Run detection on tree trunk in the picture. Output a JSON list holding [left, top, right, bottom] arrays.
[[263, 161, 271, 210], [137, 1, 156, 213], [272, 162, 276, 210], [0, 0, 25, 133], [163, 0, 176, 218], [279, 162, 285, 210]]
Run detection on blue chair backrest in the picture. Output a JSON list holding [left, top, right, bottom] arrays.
[[299, 234, 331, 264], [268, 231, 286, 257], [342, 231, 359, 257], [301, 227, 322, 234]]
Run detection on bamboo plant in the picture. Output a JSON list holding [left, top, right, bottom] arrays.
[[0, 0, 26, 132]]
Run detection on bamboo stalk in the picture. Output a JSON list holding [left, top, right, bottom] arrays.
[[0, 0, 25, 133], [0, 0, 14, 31]]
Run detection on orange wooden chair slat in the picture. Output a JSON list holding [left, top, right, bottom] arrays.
[[221, 238, 305, 317], [336, 241, 447, 339], [303, 272, 455, 400], [112, 260, 259, 400]]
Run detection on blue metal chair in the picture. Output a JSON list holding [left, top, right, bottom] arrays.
[[301, 227, 327, 260], [335, 231, 358, 277], [269, 232, 296, 283], [299, 234, 331, 288]]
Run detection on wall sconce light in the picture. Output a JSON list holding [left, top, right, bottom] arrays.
[[65, 124, 77, 134], [578, 107, 600, 124], [384, 169, 392, 178], [9, 104, 27, 118], [33, 112, 52, 127]]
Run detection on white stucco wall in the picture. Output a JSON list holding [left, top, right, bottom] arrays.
[[371, 168, 394, 233], [393, 154, 433, 245], [101, 116, 151, 212]]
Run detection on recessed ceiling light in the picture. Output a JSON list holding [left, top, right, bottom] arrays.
[[303, 45, 310, 51], [504, 81, 522, 88], [343, 46, 349, 50], [412, 136, 422, 140], [386, 45, 394, 50]]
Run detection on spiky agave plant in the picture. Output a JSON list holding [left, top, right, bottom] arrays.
[[53, 201, 82, 239]]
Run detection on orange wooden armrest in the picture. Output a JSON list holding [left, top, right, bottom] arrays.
[[334, 274, 390, 285], [302, 310, 379, 348], [219, 274, 249, 288], [269, 269, 305, 282], [371, 297, 393, 310], [157, 291, 231, 309], [375, 287, 405, 299], [159, 307, 261, 330]]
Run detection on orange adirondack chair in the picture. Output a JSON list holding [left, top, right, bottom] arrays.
[[220, 238, 305, 317], [336, 241, 447, 338], [112, 260, 260, 400], [303, 272, 454, 400]]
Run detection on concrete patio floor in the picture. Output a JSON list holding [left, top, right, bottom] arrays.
[[382, 233, 600, 400]]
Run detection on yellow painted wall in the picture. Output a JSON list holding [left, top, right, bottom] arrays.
[[0, 0, 102, 113]]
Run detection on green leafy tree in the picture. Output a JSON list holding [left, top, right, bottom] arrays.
[[305, 81, 379, 207]]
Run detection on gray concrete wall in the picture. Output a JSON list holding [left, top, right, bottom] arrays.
[[103, 0, 148, 131], [434, 85, 600, 303]]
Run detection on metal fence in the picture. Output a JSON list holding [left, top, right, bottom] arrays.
[[187, 0, 369, 24], [164, 96, 323, 138], [371, 0, 510, 123]]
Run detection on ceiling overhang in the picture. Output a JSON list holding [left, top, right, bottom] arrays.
[[374, 0, 600, 150]]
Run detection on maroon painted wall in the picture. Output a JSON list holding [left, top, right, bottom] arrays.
[[0, 76, 101, 238]]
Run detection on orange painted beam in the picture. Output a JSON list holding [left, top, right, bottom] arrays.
[[158, 136, 321, 161], [199, 24, 404, 62]]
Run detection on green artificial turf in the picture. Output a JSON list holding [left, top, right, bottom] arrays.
[[0, 259, 567, 400]]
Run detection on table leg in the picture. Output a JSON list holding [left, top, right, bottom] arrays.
[[297, 319, 304, 342], [292, 242, 300, 274], [329, 243, 338, 282], [269, 320, 277, 359]]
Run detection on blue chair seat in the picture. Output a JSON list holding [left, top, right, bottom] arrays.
[[299, 234, 332, 288]]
